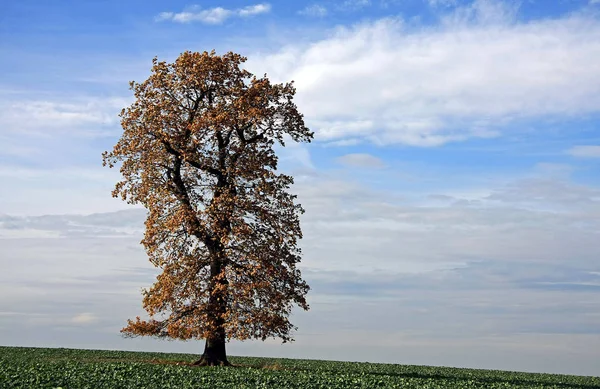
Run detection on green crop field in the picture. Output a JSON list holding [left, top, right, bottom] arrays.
[[0, 346, 598, 388]]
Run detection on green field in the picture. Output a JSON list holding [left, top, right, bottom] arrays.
[[1, 346, 598, 388]]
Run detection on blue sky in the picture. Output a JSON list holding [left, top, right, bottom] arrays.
[[1, 0, 600, 376]]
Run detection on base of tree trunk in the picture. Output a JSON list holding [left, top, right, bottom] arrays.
[[192, 355, 231, 366], [192, 336, 230, 366]]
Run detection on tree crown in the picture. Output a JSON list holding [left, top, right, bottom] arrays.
[[103, 50, 313, 343]]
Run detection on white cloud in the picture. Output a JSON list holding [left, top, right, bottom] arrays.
[[156, 3, 271, 24], [238, 3, 272, 17], [336, 153, 386, 168], [180, 8, 231, 24], [299, 4, 328, 17], [246, 3, 600, 146], [567, 145, 600, 158], [590, 0, 600, 5]]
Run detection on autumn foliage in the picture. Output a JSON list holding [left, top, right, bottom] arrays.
[[102, 51, 313, 365]]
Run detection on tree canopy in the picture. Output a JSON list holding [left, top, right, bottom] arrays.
[[102, 50, 313, 365]]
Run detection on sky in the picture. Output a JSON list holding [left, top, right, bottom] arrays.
[[1, 0, 600, 377]]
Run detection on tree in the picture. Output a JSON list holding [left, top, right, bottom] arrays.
[[102, 51, 313, 366]]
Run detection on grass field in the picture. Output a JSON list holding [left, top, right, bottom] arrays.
[[1, 346, 598, 388]]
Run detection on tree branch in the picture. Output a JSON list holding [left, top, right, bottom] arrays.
[[230, 124, 264, 169], [160, 138, 222, 178]]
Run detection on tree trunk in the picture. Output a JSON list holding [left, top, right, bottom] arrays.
[[194, 176, 232, 367], [193, 248, 231, 366], [193, 331, 230, 366]]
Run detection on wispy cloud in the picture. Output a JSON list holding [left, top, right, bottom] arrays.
[[156, 3, 271, 24], [443, 0, 519, 26], [299, 4, 328, 17], [426, 0, 458, 7], [340, 0, 372, 10], [567, 145, 600, 158], [0, 209, 145, 238], [155, 8, 231, 24]]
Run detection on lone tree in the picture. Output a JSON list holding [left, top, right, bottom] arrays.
[[102, 51, 312, 366]]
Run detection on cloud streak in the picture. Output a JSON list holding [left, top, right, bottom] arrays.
[[156, 3, 271, 24], [299, 4, 328, 17], [0, 97, 128, 138]]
